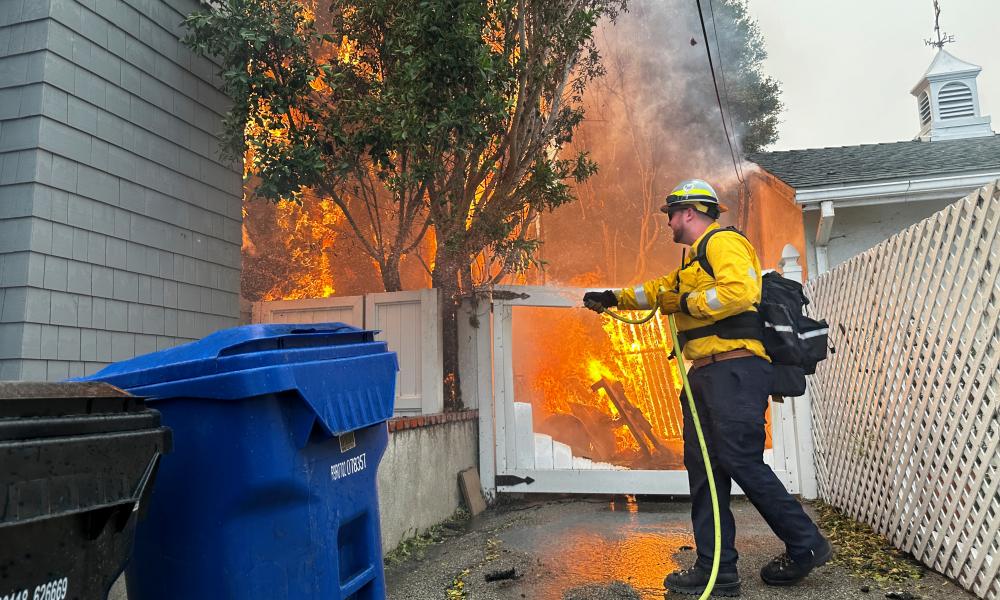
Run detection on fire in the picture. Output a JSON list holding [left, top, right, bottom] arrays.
[[586, 359, 623, 419], [266, 198, 341, 300], [239, 28, 354, 302], [512, 305, 685, 469], [586, 359, 617, 385], [510, 293, 776, 470]]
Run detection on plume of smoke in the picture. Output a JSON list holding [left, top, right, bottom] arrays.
[[541, 0, 765, 287]]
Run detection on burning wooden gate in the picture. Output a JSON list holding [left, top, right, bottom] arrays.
[[473, 285, 807, 497]]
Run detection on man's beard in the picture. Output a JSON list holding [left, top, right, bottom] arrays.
[[672, 227, 683, 243]]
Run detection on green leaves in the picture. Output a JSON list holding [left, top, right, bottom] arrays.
[[185, 0, 624, 290], [712, 0, 783, 153]]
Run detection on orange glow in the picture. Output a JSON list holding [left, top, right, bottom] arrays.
[[261, 198, 342, 300], [308, 72, 329, 92], [562, 530, 682, 589], [512, 306, 685, 469], [528, 526, 685, 600], [512, 304, 772, 470]]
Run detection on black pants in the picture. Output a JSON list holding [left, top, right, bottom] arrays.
[[682, 356, 823, 572]]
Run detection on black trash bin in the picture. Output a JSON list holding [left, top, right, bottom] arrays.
[[0, 382, 172, 600]]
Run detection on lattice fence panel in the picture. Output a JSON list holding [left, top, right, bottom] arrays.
[[805, 181, 1000, 599]]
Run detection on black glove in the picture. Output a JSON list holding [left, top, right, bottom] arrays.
[[583, 290, 618, 313]]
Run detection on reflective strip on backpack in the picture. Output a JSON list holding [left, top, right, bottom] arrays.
[[705, 287, 722, 310], [633, 285, 650, 309], [764, 322, 829, 339], [799, 327, 829, 340]]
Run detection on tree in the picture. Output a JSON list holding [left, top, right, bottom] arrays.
[[710, 0, 782, 155], [183, 0, 625, 408]]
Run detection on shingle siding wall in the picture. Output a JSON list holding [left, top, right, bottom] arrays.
[[1, 0, 241, 380]]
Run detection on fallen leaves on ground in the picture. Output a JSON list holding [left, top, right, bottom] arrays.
[[384, 509, 470, 565], [485, 537, 502, 561], [446, 569, 470, 599], [814, 501, 925, 583]]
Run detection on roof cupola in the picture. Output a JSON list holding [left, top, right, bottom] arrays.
[[911, 49, 993, 142]]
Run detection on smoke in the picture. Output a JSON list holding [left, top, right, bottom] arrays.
[[241, 0, 773, 300], [541, 0, 765, 287]]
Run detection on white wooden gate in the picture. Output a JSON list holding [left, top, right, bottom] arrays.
[[806, 181, 1000, 600], [253, 290, 442, 415], [476, 285, 805, 497]]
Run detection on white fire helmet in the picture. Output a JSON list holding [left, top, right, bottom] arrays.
[[661, 179, 729, 216]]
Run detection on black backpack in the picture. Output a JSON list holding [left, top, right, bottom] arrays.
[[680, 227, 830, 397]]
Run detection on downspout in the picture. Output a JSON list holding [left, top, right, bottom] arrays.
[[815, 201, 835, 275]]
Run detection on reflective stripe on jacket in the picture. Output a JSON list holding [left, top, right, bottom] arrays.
[[615, 223, 769, 361]]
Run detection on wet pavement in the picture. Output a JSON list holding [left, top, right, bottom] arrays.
[[385, 496, 977, 600]]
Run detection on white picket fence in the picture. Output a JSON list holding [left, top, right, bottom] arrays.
[[253, 290, 443, 415], [805, 181, 1000, 599]]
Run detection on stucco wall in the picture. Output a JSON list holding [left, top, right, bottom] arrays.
[[803, 199, 956, 276], [745, 169, 807, 274], [377, 418, 479, 555], [0, 0, 241, 380]]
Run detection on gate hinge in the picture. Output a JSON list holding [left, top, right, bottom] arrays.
[[495, 475, 535, 486]]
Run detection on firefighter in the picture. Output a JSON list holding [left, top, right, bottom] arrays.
[[583, 179, 831, 596]]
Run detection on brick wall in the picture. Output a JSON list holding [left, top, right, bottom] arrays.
[[0, 0, 242, 380]]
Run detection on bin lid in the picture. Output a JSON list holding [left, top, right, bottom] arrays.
[[0, 382, 171, 525], [77, 323, 397, 441], [85, 323, 380, 389], [0, 382, 160, 440]]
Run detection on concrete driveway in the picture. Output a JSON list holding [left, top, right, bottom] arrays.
[[385, 497, 975, 600]]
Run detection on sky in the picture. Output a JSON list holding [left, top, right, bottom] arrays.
[[746, 0, 1000, 151]]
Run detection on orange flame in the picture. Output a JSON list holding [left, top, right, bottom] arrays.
[[512, 305, 685, 468]]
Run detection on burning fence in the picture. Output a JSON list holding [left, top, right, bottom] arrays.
[[511, 303, 772, 471], [512, 306, 685, 470]]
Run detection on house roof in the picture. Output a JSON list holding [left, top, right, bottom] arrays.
[[748, 134, 1000, 189]]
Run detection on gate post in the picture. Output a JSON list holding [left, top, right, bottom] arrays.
[[459, 294, 496, 501], [779, 245, 818, 499]]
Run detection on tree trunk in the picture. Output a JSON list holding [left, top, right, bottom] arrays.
[[431, 254, 463, 411], [379, 255, 403, 292]]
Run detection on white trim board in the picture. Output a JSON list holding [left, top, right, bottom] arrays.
[[796, 171, 1000, 209]]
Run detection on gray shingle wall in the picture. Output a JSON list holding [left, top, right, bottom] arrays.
[[0, 0, 242, 380]]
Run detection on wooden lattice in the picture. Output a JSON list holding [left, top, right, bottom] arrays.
[[806, 181, 1000, 599]]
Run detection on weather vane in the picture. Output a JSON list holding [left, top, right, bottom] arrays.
[[925, 0, 955, 49]]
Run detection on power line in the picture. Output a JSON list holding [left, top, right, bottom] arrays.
[[705, 0, 746, 185], [694, 0, 748, 191]]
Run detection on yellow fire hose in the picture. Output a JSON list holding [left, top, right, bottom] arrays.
[[598, 305, 721, 600]]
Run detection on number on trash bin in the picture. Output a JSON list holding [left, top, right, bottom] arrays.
[[330, 452, 367, 481], [31, 578, 67, 600]]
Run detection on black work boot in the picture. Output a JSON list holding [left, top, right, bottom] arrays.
[[760, 536, 833, 586], [664, 565, 741, 597]]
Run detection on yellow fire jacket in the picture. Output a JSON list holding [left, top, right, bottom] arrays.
[[615, 223, 769, 361]]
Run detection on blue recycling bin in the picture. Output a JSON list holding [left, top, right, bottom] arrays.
[[78, 323, 397, 600]]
